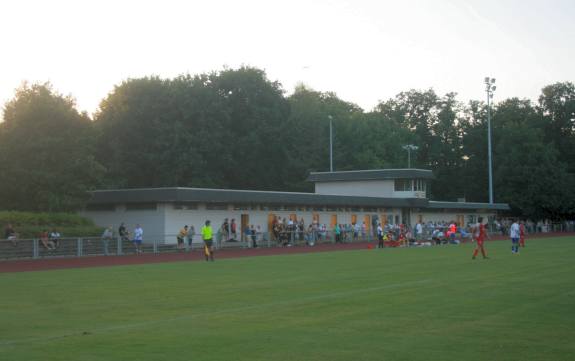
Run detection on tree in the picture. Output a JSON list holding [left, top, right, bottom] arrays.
[[95, 67, 291, 190], [0, 83, 104, 211], [537, 82, 575, 172]]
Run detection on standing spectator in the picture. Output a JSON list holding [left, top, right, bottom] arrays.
[[187, 225, 195, 252], [250, 225, 257, 248], [133, 224, 144, 254], [177, 225, 188, 251], [101, 226, 113, 256], [230, 218, 237, 241], [472, 217, 489, 260], [201, 220, 215, 262], [361, 222, 367, 240], [353, 223, 360, 241], [49, 229, 61, 249], [221, 218, 229, 241], [334, 224, 341, 243], [415, 221, 423, 241], [118, 222, 129, 241], [244, 225, 251, 244], [510, 219, 520, 254], [4, 224, 18, 246], [377, 223, 384, 248]]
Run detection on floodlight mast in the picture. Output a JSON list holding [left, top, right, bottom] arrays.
[[402, 144, 418, 168], [485, 77, 496, 204], [328, 115, 333, 172]]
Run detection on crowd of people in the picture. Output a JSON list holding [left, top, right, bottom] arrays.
[[2, 217, 574, 259]]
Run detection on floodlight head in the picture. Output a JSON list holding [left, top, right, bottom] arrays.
[[491, 85, 497, 91], [484, 76, 490, 83], [491, 78, 496, 83], [328, 115, 333, 120]]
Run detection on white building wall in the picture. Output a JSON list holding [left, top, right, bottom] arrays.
[[314, 180, 425, 199], [82, 202, 497, 244], [315, 180, 395, 197], [81, 204, 166, 242], [413, 211, 493, 228]]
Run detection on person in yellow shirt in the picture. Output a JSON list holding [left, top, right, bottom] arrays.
[[201, 220, 214, 262]]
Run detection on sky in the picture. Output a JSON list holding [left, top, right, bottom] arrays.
[[1, 0, 574, 117]]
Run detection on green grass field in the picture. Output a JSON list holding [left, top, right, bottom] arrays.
[[1, 237, 574, 361]]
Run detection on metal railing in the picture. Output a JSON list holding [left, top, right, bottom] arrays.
[[1, 222, 573, 261]]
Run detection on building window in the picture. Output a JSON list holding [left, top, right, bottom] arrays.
[[206, 203, 228, 210], [233, 204, 250, 211], [414, 179, 427, 192], [394, 179, 413, 191], [126, 203, 157, 211], [174, 202, 198, 210]]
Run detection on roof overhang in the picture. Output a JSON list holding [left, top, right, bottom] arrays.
[[307, 169, 435, 183], [427, 201, 510, 211], [87, 187, 429, 209]]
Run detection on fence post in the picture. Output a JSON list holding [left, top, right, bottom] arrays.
[[153, 239, 158, 254], [117, 237, 122, 256], [33, 239, 39, 259], [77, 238, 82, 257]]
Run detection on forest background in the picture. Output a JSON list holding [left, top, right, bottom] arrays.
[[0, 66, 573, 221]]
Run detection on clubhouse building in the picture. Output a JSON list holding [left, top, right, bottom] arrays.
[[81, 169, 509, 243]]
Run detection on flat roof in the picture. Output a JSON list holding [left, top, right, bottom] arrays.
[[88, 187, 429, 208], [307, 169, 435, 182], [428, 201, 510, 211]]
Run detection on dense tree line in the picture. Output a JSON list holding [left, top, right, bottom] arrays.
[[1, 67, 573, 220]]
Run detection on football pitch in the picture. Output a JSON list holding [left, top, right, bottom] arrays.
[[1, 237, 574, 361]]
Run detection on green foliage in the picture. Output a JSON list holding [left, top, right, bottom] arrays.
[[0, 211, 102, 238], [1, 71, 574, 220], [0, 83, 105, 211]]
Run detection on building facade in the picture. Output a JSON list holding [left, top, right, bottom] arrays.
[[80, 169, 509, 243]]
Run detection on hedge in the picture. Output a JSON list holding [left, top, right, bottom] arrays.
[[1, 211, 103, 238]]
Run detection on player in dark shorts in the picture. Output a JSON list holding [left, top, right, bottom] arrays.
[[201, 220, 214, 262]]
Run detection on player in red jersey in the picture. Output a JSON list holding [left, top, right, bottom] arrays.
[[519, 220, 526, 248], [472, 217, 489, 260]]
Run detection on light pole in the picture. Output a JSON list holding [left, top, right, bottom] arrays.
[[402, 144, 418, 168], [462, 155, 470, 201], [328, 115, 333, 172], [485, 77, 496, 204]]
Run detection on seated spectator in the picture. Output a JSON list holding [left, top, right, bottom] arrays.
[[5, 223, 18, 246], [40, 229, 56, 250], [49, 229, 61, 249]]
